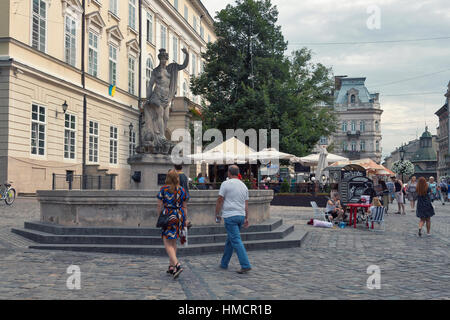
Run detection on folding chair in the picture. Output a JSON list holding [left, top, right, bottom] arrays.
[[367, 206, 386, 232], [310, 201, 328, 221]]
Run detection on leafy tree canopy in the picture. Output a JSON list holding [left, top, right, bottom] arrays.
[[191, 0, 337, 156]]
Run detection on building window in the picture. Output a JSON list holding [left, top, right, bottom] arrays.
[[172, 36, 178, 63], [200, 26, 205, 39], [174, 0, 178, 11], [64, 15, 76, 66], [128, 56, 136, 94], [208, 34, 211, 43], [129, 131, 136, 157], [146, 12, 153, 43], [129, 0, 136, 30], [110, 126, 118, 164], [88, 31, 98, 77], [351, 94, 356, 103], [376, 141, 380, 152], [146, 56, 154, 88], [109, 44, 117, 85], [191, 53, 196, 76], [319, 136, 328, 145], [32, 0, 47, 52], [160, 25, 167, 49], [360, 140, 365, 152], [342, 121, 347, 132], [109, 0, 118, 16], [360, 121, 365, 132], [64, 114, 76, 159], [31, 104, 46, 156], [351, 120, 356, 132], [193, 16, 198, 32], [342, 142, 347, 152], [89, 121, 99, 163], [183, 81, 188, 97], [351, 141, 357, 151], [184, 5, 188, 21], [375, 121, 380, 131]]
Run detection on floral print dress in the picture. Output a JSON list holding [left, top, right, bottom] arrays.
[[157, 185, 188, 240]]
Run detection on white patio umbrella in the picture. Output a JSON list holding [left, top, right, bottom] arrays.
[[296, 152, 349, 166], [248, 148, 295, 162], [315, 147, 328, 180]]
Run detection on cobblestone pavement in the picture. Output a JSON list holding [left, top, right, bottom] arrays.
[[0, 198, 449, 299]]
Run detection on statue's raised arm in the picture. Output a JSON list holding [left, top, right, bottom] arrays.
[[178, 47, 190, 71]]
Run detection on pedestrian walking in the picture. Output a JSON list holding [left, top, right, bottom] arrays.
[[380, 180, 390, 213], [394, 177, 406, 215], [215, 165, 252, 274], [157, 170, 190, 279], [387, 177, 395, 204], [428, 177, 438, 203], [407, 176, 418, 212], [439, 179, 447, 205], [416, 177, 435, 237], [174, 164, 190, 200]]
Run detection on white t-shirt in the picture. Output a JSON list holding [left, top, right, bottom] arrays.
[[219, 178, 249, 218]]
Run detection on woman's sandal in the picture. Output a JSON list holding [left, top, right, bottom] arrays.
[[173, 262, 183, 279], [167, 265, 175, 275]]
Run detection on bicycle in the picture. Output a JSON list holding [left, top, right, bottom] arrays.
[[0, 182, 16, 205]]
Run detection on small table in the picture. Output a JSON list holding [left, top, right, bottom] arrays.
[[346, 203, 372, 229]]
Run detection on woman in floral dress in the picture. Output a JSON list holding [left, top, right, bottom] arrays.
[[157, 170, 189, 279]]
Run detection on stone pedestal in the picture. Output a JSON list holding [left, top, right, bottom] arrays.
[[128, 154, 190, 190], [36, 190, 273, 227]]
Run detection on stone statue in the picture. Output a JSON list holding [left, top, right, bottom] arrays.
[[140, 48, 189, 154]]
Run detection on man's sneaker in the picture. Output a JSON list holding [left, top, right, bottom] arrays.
[[237, 268, 252, 274]]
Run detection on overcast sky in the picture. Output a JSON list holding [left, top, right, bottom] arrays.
[[202, 0, 450, 159]]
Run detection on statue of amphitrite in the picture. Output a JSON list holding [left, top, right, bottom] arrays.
[[141, 48, 189, 154]]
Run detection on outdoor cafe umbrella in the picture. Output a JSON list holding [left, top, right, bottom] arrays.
[[295, 152, 349, 166], [248, 148, 295, 162], [315, 147, 328, 181]]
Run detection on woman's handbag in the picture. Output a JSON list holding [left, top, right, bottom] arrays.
[[156, 209, 170, 229]]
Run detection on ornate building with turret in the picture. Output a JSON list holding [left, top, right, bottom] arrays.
[[318, 76, 383, 163]]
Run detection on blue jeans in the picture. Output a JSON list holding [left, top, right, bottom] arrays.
[[220, 215, 251, 269]]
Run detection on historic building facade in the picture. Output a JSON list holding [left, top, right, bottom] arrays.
[[435, 81, 450, 179], [383, 127, 438, 180], [321, 76, 383, 163], [0, 0, 215, 194]]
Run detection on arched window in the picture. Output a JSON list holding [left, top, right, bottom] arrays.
[[360, 121, 365, 132], [360, 140, 365, 151], [375, 121, 380, 131], [146, 56, 154, 88], [351, 95, 356, 103]]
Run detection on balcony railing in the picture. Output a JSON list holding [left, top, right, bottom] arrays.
[[347, 130, 361, 137], [343, 151, 361, 160]]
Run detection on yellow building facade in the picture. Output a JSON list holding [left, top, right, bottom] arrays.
[[0, 0, 215, 194]]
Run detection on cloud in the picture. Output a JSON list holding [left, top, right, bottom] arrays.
[[203, 0, 450, 159]]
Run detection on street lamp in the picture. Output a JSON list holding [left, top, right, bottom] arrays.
[[56, 101, 68, 118], [399, 145, 405, 184]]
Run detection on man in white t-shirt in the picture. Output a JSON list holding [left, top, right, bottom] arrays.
[[215, 165, 252, 274]]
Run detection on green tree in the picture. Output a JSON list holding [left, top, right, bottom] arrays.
[[191, 0, 337, 156]]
